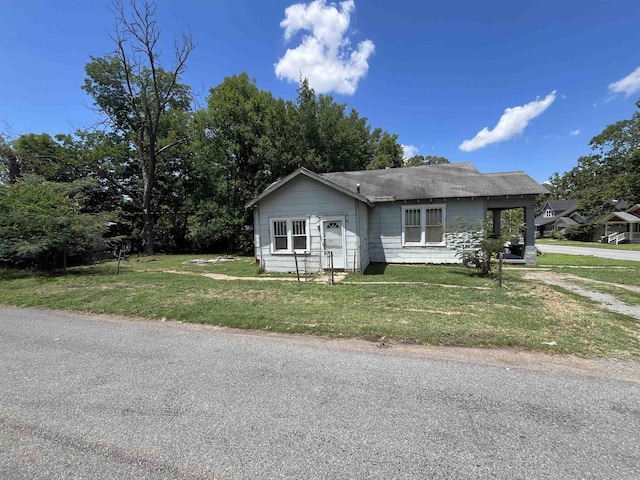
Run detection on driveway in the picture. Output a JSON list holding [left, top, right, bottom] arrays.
[[1, 307, 639, 479], [536, 243, 640, 262]]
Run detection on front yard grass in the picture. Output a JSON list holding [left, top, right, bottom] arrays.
[[536, 239, 640, 251], [535, 253, 640, 287], [1, 255, 639, 359]]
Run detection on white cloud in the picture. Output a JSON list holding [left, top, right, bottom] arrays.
[[401, 144, 419, 159], [608, 67, 640, 97], [458, 91, 557, 152], [274, 0, 375, 95], [570, 129, 580, 136]]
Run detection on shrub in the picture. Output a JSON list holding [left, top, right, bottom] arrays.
[[447, 218, 505, 277], [0, 176, 108, 270], [564, 223, 599, 242]]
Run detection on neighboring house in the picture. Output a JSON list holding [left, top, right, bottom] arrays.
[[246, 163, 549, 273], [602, 204, 640, 244], [534, 199, 581, 237]]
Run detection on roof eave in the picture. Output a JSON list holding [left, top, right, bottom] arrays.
[[245, 167, 374, 209]]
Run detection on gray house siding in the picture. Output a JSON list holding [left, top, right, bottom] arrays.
[[248, 164, 548, 271], [368, 199, 485, 264], [252, 175, 363, 273]]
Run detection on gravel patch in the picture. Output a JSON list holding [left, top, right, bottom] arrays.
[[522, 270, 640, 320]]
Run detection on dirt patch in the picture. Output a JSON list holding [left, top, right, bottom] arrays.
[[161, 269, 347, 283], [202, 289, 275, 301], [527, 283, 591, 317]]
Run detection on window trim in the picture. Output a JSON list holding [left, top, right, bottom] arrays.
[[269, 217, 310, 254], [401, 205, 446, 247]]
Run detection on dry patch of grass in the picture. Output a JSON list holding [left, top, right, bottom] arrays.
[[532, 283, 592, 317]]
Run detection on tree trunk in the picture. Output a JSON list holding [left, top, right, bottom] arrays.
[[141, 211, 155, 255], [141, 168, 156, 255]]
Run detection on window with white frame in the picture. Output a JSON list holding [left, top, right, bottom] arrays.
[[402, 205, 446, 246], [544, 209, 553, 218], [270, 218, 309, 253]]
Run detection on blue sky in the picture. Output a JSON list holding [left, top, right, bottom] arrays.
[[2, 0, 640, 183]]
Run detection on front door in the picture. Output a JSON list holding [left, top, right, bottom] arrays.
[[322, 219, 345, 269]]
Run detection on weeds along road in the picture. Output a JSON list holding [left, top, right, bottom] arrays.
[[1, 307, 639, 479]]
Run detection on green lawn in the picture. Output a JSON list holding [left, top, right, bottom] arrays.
[[343, 263, 496, 287], [533, 253, 640, 287], [1, 255, 639, 359], [536, 238, 640, 251]]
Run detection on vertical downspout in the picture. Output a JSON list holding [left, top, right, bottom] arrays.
[[353, 198, 358, 272], [255, 205, 263, 270]]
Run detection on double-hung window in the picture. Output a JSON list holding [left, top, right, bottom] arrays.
[[402, 205, 446, 246], [270, 218, 309, 253]]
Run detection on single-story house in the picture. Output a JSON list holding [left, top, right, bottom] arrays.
[[602, 204, 640, 244], [246, 163, 549, 273], [534, 199, 581, 237]]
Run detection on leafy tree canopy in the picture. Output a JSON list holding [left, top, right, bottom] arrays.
[[404, 155, 450, 167], [547, 98, 640, 215], [0, 176, 109, 269]]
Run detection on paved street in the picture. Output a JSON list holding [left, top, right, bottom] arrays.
[[1, 307, 639, 479], [536, 243, 640, 262]]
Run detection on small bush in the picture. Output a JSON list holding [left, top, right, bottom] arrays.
[[564, 223, 599, 242]]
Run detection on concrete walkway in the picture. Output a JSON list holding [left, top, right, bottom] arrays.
[[536, 244, 640, 262]]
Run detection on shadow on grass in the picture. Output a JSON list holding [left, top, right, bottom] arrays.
[[0, 262, 119, 281], [361, 263, 388, 276], [360, 262, 493, 285]]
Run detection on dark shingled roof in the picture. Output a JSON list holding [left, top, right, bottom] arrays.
[[535, 199, 580, 227], [321, 162, 549, 202], [546, 199, 579, 212]]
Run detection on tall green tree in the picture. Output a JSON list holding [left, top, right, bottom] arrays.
[[191, 73, 281, 251], [367, 129, 403, 169], [589, 98, 640, 206], [548, 98, 640, 214], [294, 78, 374, 172], [0, 133, 21, 183], [82, 0, 194, 254], [404, 155, 450, 167], [1, 133, 93, 183]]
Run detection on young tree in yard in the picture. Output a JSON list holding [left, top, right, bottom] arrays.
[[0, 176, 108, 270], [447, 218, 505, 277], [82, 0, 194, 255]]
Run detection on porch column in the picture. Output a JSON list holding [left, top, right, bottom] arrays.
[[492, 209, 502, 237], [523, 205, 537, 265]]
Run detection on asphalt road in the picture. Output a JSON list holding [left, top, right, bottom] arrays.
[[1, 307, 639, 479], [536, 243, 640, 262]]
